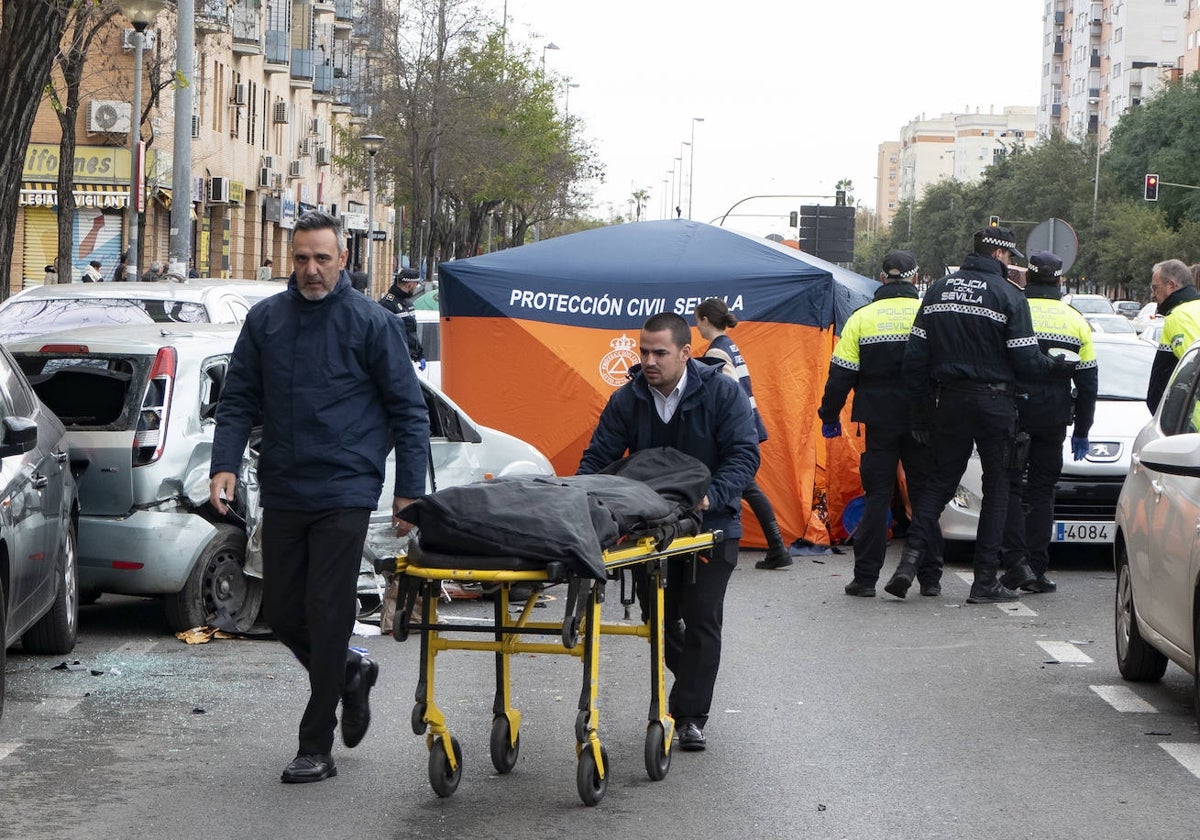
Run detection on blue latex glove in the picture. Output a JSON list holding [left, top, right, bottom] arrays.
[[821, 422, 841, 439], [1071, 436, 1089, 461], [417, 357, 427, 371]]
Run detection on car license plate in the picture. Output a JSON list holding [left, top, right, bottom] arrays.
[[1053, 521, 1113, 543]]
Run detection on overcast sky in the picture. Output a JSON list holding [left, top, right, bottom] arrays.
[[495, 0, 1045, 238]]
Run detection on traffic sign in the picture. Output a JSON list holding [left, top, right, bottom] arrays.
[[1024, 218, 1078, 273]]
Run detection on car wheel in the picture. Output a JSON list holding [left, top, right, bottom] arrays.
[[23, 518, 79, 655], [165, 524, 262, 633], [1115, 544, 1168, 681]]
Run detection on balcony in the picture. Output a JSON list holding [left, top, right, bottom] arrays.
[[313, 63, 334, 95], [334, 0, 354, 23], [265, 30, 290, 72], [1090, 54, 1101, 68], [291, 49, 316, 87], [1051, 103, 1062, 117], [1088, 87, 1100, 99], [1054, 11, 1064, 24], [231, 6, 262, 55], [195, 0, 230, 34], [1054, 39, 1064, 55]]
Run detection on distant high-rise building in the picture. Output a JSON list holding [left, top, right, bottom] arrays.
[[1038, 0, 1183, 144]]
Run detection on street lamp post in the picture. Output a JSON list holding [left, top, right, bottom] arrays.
[[360, 133, 384, 291], [687, 116, 704, 220], [673, 155, 684, 217], [118, 0, 167, 281], [565, 81, 579, 114], [541, 41, 559, 72]]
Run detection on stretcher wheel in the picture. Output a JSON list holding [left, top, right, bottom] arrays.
[[576, 744, 608, 807], [562, 615, 581, 649], [428, 736, 463, 798], [643, 721, 671, 781], [489, 715, 520, 774], [411, 702, 427, 735]]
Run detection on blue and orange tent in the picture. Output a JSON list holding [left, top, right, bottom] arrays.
[[437, 219, 877, 548]]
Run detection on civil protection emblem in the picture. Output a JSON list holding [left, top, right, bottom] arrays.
[[599, 334, 639, 386]]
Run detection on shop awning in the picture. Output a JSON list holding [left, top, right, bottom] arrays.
[[19, 182, 130, 209]]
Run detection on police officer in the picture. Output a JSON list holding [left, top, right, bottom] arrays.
[[998, 251, 1098, 594], [818, 250, 937, 597], [378, 268, 425, 364], [883, 225, 1074, 604], [1146, 258, 1200, 412]]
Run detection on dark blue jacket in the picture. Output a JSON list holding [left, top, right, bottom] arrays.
[[576, 358, 760, 539], [211, 270, 430, 511]]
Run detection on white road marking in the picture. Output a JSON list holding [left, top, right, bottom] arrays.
[[1159, 742, 1200, 779], [997, 602, 1038, 617], [1089, 684, 1158, 713], [1037, 641, 1094, 663], [0, 743, 18, 762], [955, 572, 974, 585]]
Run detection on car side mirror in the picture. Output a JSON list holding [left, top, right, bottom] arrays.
[[1138, 433, 1200, 478], [0, 415, 38, 458]]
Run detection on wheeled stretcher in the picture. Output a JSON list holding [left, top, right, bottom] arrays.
[[390, 530, 719, 806]]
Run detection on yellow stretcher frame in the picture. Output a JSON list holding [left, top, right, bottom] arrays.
[[391, 531, 718, 806]]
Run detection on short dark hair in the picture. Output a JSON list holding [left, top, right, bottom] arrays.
[[294, 209, 343, 241], [694, 298, 738, 329], [642, 312, 691, 349]]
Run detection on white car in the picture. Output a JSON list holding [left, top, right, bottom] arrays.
[[1132, 302, 1160, 335], [1085, 314, 1138, 335], [1114, 339, 1200, 723], [1062, 294, 1116, 315], [939, 334, 1154, 553], [0, 282, 250, 346]]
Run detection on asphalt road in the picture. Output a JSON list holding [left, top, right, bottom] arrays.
[[2, 542, 1197, 840]]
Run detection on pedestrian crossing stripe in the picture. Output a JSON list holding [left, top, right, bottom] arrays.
[[1089, 684, 1157, 713], [1037, 640, 1093, 663]]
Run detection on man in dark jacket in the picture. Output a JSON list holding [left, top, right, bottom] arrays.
[[818, 250, 937, 597], [1146, 258, 1200, 412], [209, 211, 429, 784], [998, 251, 1098, 595], [379, 267, 425, 363], [883, 226, 1074, 604], [577, 312, 760, 753]]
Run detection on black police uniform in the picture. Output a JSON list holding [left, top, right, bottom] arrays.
[[818, 274, 936, 593], [999, 259, 1098, 593], [889, 242, 1066, 602], [378, 279, 424, 362]]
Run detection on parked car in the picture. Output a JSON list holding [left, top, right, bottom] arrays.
[[1113, 300, 1142, 320], [939, 334, 1154, 553], [1140, 319, 1164, 348], [1085, 314, 1138, 335], [1113, 339, 1200, 723], [1132, 302, 1160, 334], [181, 278, 288, 307], [1062, 293, 1116, 315], [8, 323, 550, 632], [0, 282, 250, 346], [0, 343, 78, 720]]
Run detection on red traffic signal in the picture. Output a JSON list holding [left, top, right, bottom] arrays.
[[1145, 174, 1160, 201]]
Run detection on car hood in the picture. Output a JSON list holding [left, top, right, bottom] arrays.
[[1062, 399, 1150, 477]]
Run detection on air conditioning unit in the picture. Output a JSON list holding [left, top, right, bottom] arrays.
[[87, 100, 132, 134], [287, 160, 303, 179], [258, 167, 274, 188], [315, 145, 331, 166], [261, 154, 277, 171], [208, 176, 230, 203], [190, 113, 201, 139], [273, 102, 289, 124], [121, 28, 157, 51], [231, 83, 248, 107], [299, 137, 312, 157]]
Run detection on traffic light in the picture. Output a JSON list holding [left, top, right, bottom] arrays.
[[789, 210, 798, 227], [988, 215, 1000, 227], [1144, 173, 1159, 201]]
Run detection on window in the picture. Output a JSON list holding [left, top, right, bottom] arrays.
[[1159, 349, 1200, 435]]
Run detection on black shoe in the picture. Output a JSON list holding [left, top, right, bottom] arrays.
[[966, 581, 1020, 604], [281, 753, 337, 783], [1020, 573, 1057, 594], [883, 563, 915, 599], [341, 656, 379, 748], [999, 562, 1037, 591], [678, 722, 706, 751], [919, 583, 941, 597], [844, 580, 876, 597], [755, 551, 793, 570]]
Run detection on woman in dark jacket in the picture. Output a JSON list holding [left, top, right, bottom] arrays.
[[694, 298, 791, 569]]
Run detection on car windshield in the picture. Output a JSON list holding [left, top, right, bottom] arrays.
[[1088, 316, 1136, 334], [1094, 341, 1155, 400], [0, 298, 210, 336], [1070, 297, 1114, 314]]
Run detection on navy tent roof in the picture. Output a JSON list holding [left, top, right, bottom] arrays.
[[439, 220, 876, 331]]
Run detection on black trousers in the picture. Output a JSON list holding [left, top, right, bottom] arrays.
[[664, 538, 738, 729], [262, 507, 371, 756], [1001, 424, 1065, 576], [853, 424, 936, 585], [743, 480, 783, 550], [906, 389, 1016, 583]]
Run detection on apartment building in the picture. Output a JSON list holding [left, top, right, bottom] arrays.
[[1037, 0, 1184, 144], [13, 0, 392, 294], [876, 107, 1036, 231], [1184, 0, 1200, 72]]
